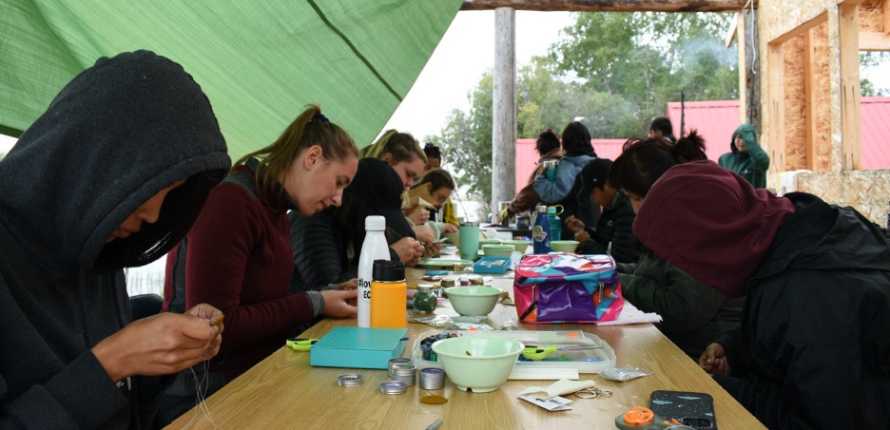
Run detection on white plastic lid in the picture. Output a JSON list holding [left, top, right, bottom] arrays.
[[365, 215, 386, 231]]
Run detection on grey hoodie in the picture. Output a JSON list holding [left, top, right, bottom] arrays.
[[0, 50, 230, 429]]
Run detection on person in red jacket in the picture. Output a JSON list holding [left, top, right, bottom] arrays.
[[159, 105, 360, 424]]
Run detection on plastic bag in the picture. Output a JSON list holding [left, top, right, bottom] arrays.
[[600, 367, 652, 382]]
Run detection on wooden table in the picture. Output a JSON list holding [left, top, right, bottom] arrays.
[[168, 275, 764, 430]]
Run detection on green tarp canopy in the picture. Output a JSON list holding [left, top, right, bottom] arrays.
[[0, 0, 462, 157]]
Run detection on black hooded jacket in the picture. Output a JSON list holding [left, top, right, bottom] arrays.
[[0, 51, 229, 429], [716, 193, 890, 429]]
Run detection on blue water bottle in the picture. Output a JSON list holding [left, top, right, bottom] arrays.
[[547, 206, 561, 241], [532, 206, 551, 254]]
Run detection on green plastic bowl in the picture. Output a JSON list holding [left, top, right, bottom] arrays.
[[482, 244, 514, 258], [445, 286, 501, 316], [504, 239, 531, 253], [478, 239, 502, 248], [432, 336, 524, 393], [550, 240, 580, 253]]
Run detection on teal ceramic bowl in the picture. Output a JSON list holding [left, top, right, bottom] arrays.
[[550, 240, 580, 253], [445, 286, 501, 316], [504, 239, 531, 253], [479, 239, 502, 248], [482, 244, 514, 258], [432, 336, 524, 393]]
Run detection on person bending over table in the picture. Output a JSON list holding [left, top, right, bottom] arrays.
[[607, 135, 743, 360], [404, 169, 458, 255], [620, 158, 890, 428], [160, 106, 360, 424], [0, 51, 228, 429], [290, 131, 425, 291]]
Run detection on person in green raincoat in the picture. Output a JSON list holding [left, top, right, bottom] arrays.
[[718, 124, 770, 188]]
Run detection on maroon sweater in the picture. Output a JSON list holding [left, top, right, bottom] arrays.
[[164, 166, 316, 377]]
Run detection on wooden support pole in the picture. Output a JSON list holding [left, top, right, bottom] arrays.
[[884, 0, 890, 34], [492, 7, 517, 214], [839, 2, 861, 171], [462, 0, 754, 12], [804, 28, 817, 170], [766, 43, 785, 172]]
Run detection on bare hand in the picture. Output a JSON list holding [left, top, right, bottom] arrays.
[[407, 207, 430, 225], [414, 224, 435, 244], [574, 230, 591, 242], [565, 215, 585, 235], [392, 237, 424, 265], [92, 305, 223, 382], [699, 342, 730, 376], [442, 223, 458, 234], [321, 289, 358, 318]]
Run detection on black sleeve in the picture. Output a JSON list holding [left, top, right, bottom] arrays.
[[610, 202, 641, 264], [0, 351, 129, 429], [290, 212, 348, 290]]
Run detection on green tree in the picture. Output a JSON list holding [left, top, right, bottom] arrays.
[[435, 73, 493, 203], [550, 12, 738, 133]]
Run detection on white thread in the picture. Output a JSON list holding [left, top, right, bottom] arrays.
[[182, 361, 219, 430]]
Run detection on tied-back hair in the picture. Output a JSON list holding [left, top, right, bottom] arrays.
[[535, 129, 561, 157], [234, 105, 358, 200], [610, 130, 707, 198], [412, 168, 455, 193], [362, 129, 428, 164]]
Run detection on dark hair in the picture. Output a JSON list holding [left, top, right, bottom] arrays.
[[424, 143, 442, 161], [236, 105, 358, 198], [413, 168, 455, 193], [649, 117, 674, 138], [580, 158, 613, 191], [535, 129, 560, 157], [609, 130, 707, 198], [561, 121, 596, 157]]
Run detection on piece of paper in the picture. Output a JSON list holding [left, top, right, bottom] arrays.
[[594, 301, 662, 326], [518, 379, 596, 399], [518, 395, 573, 412]]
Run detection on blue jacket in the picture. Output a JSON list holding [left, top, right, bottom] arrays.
[[533, 154, 595, 204]]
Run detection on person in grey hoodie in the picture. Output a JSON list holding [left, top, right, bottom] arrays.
[[535, 122, 597, 234], [0, 51, 231, 429]]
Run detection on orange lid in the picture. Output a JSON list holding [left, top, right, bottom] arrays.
[[623, 406, 655, 426]]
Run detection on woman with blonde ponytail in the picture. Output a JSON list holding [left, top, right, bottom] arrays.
[[160, 106, 361, 422]]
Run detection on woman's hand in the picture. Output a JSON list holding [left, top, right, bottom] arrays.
[[407, 207, 430, 226], [320, 289, 358, 318], [392, 237, 424, 265], [92, 304, 224, 382], [565, 215, 586, 235], [699, 343, 730, 376], [442, 223, 458, 234], [413, 224, 436, 244]]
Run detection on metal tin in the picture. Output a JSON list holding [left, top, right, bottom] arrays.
[[391, 367, 416, 386], [419, 368, 445, 390], [441, 278, 457, 288], [336, 374, 363, 387], [379, 381, 408, 395], [388, 357, 412, 370]]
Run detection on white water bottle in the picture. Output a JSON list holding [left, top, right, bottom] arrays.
[[357, 216, 390, 328]]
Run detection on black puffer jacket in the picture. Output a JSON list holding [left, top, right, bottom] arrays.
[[716, 193, 890, 429], [619, 250, 742, 358], [577, 191, 641, 264]]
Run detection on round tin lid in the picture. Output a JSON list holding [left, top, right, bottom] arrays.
[[379, 381, 408, 395], [337, 374, 363, 387]]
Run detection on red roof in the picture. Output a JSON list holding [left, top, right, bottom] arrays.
[[514, 97, 890, 192]]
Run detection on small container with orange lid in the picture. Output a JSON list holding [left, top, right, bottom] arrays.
[[614, 407, 693, 430], [370, 260, 407, 328]]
